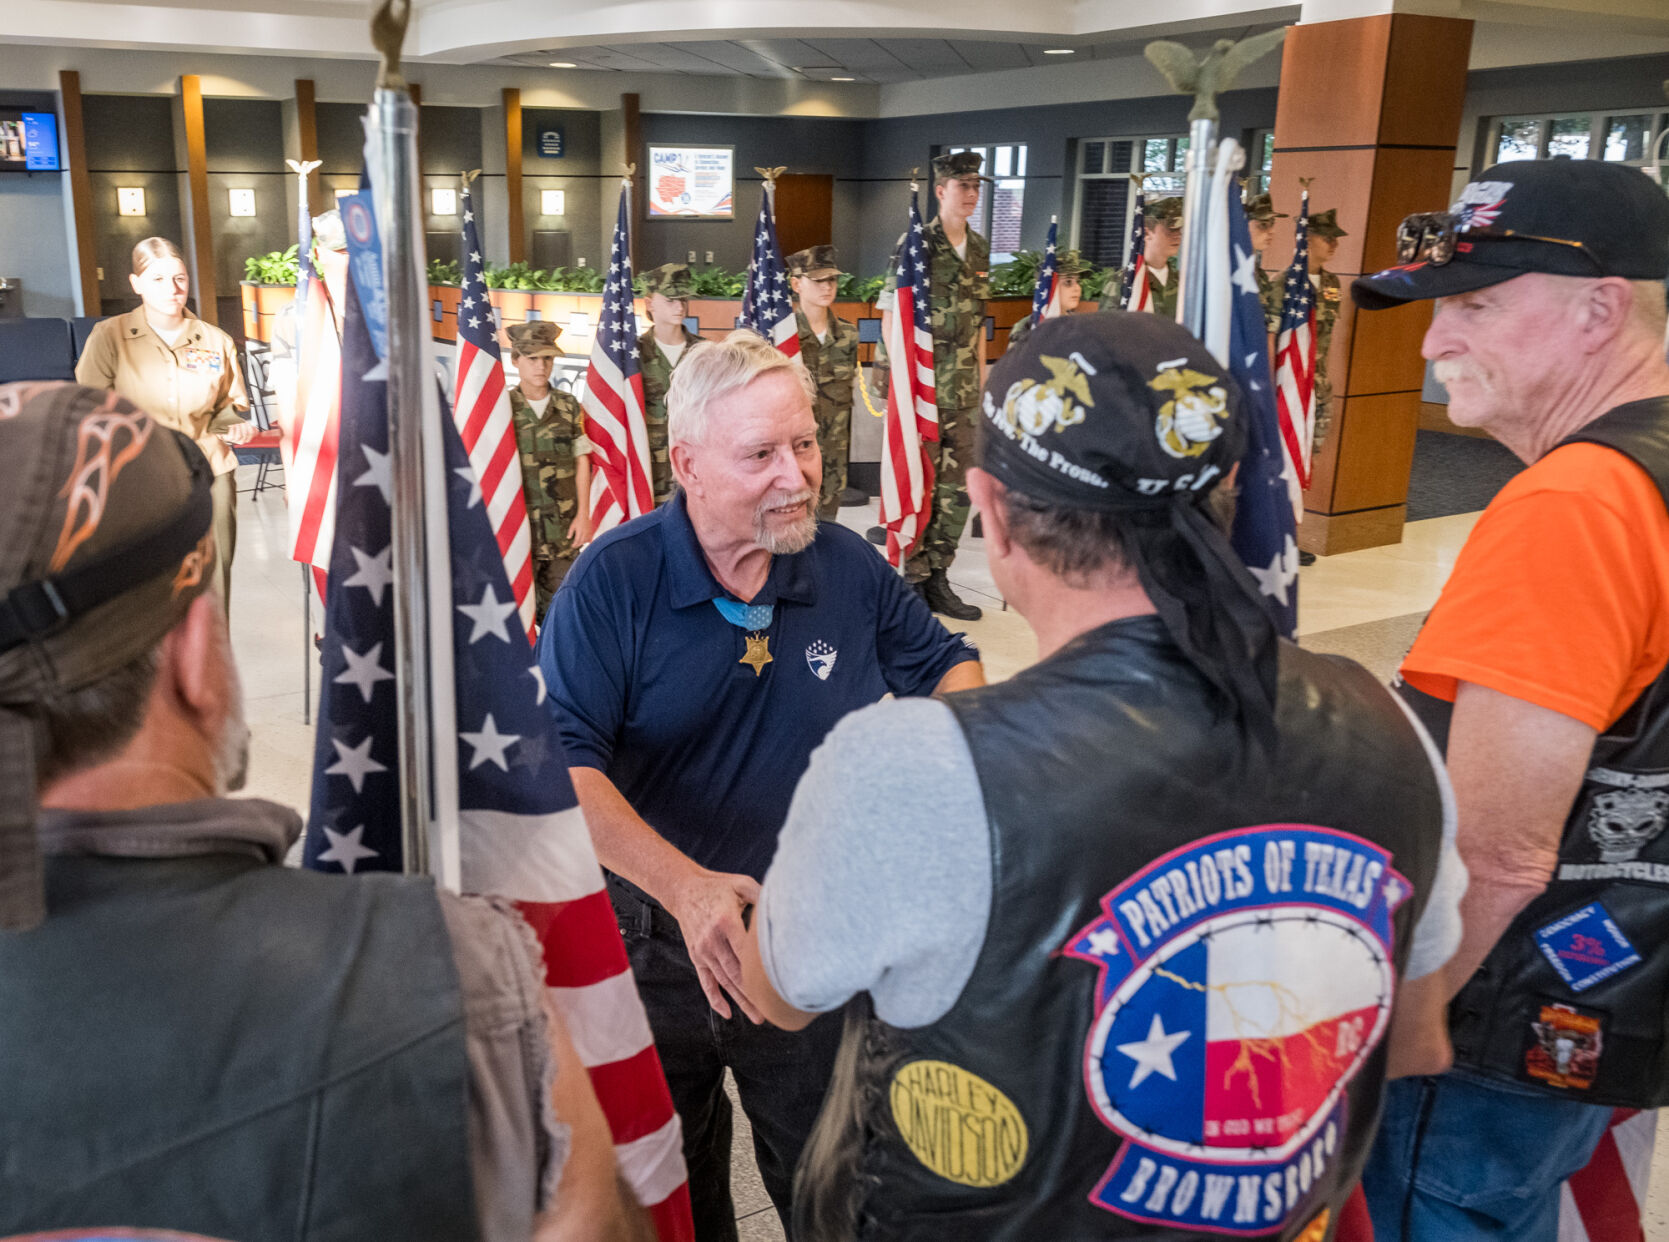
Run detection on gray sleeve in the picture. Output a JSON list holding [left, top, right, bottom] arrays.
[[438, 891, 572, 1240], [758, 697, 992, 1029], [1392, 695, 1469, 981]]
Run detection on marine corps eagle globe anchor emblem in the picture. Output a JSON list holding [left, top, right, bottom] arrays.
[[1150, 362, 1229, 459]]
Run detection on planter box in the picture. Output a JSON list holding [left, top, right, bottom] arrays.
[[240, 282, 296, 345]]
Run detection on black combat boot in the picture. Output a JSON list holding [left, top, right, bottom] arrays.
[[922, 569, 982, 621]]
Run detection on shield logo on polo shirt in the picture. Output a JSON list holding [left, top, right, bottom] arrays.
[[1063, 824, 1410, 1236], [805, 639, 837, 681]]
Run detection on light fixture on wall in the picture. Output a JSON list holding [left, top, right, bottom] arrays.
[[541, 189, 566, 215], [228, 188, 257, 217], [431, 186, 458, 216], [568, 311, 591, 335], [116, 187, 146, 217]]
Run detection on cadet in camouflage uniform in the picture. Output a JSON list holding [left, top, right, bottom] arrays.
[[1307, 208, 1347, 453], [788, 245, 859, 520], [637, 262, 706, 504], [876, 150, 991, 620], [1005, 248, 1090, 355], [507, 321, 592, 619], [1101, 196, 1183, 319], [1244, 191, 1290, 335]]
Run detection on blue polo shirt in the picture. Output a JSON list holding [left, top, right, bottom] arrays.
[[538, 494, 977, 880]]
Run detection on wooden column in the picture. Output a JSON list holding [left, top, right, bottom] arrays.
[[1270, 13, 1472, 554], [622, 92, 641, 270], [504, 87, 524, 263], [295, 78, 321, 206], [177, 73, 218, 326], [58, 70, 99, 317]]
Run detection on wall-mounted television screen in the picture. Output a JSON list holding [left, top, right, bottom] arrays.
[[0, 111, 60, 172]]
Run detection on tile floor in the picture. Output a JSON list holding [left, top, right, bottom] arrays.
[[224, 471, 1668, 1240]]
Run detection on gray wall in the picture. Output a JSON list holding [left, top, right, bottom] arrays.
[[204, 96, 290, 294], [636, 113, 867, 271], [0, 89, 73, 317], [84, 93, 184, 316], [522, 107, 602, 269]]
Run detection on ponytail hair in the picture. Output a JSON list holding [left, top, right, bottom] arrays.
[[131, 237, 185, 276]]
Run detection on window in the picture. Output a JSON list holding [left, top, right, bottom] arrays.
[[1487, 110, 1669, 170], [1071, 134, 1187, 268], [1248, 130, 1275, 196], [944, 143, 1029, 264]]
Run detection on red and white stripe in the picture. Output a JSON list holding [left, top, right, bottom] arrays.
[[583, 340, 654, 537], [1273, 297, 1316, 514], [1127, 256, 1153, 314], [462, 805, 694, 1241], [453, 340, 535, 639], [877, 282, 938, 568], [1560, 1108, 1655, 1242], [275, 250, 345, 577]]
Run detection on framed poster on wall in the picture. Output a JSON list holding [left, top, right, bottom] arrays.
[[645, 144, 734, 219]]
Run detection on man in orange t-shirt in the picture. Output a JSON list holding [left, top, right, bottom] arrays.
[[1351, 159, 1669, 1242]]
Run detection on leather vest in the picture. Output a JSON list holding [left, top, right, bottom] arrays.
[[0, 836, 478, 1240], [1403, 396, 1669, 1108], [795, 617, 1443, 1240]]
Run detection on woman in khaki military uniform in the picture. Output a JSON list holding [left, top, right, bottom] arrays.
[[75, 237, 251, 607]]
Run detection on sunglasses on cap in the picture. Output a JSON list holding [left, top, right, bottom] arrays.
[[1395, 211, 1603, 274]]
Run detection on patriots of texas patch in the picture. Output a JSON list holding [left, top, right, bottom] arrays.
[[1063, 824, 1411, 1236]]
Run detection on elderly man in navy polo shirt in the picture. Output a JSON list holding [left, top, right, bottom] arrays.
[[538, 330, 982, 1240]]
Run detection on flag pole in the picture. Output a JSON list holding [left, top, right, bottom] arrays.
[[368, 0, 460, 885]]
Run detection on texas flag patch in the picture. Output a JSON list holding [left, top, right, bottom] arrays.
[[1064, 825, 1410, 1236]]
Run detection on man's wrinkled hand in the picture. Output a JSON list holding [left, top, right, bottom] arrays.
[[667, 869, 763, 1022], [220, 421, 256, 446]]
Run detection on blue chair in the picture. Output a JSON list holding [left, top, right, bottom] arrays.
[[70, 316, 107, 361], [0, 318, 75, 382], [857, 318, 882, 344]]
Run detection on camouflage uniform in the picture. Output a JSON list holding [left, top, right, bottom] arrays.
[[1100, 197, 1182, 320], [1244, 192, 1290, 335], [1307, 209, 1348, 453], [636, 263, 704, 504], [510, 385, 591, 617], [880, 212, 990, 583], [787, 245, 859, 520], [1005, 249, 1089, 356]]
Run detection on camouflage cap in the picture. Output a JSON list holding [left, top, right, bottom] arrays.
[[506, 319, 563, 358], [1144, 196, 1185, 226], [1243, 193, 1289, 224], [787, 245, 843, 278], [642, 262, 695, 300], [1053, 249, 1090, 278], [1308, 208, 1348, 240], [932, 150, 993, 184], [0, 382, 217, 931]]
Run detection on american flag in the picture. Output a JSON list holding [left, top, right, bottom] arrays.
[[1221, 179, 1300, 637], [1560, 1109, 1655, 1242], [1274, 189, 1318, 514], [1119, 182, 1153, 313], [302, 269, 695, 1242], [1031, 216, 1063, 323], [877, 188, 938, 568], [452, 178, 535, 639], [273, 235, 342, 595], [584, 183, 654, 535], [737, 185, 799, 355]]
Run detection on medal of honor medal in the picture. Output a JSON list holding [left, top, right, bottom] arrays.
[[740, 633, 773, 676]]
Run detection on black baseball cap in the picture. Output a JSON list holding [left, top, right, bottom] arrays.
[[1353, 159, 1669, 310]]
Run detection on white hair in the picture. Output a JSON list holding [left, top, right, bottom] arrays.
[[667, 330, 815, 449]]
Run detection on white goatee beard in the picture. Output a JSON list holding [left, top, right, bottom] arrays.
[[754, 488, 818, 555]]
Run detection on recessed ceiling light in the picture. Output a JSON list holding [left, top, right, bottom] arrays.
[[549, 61, 577, 68], [832, 76, 855, 81], [1043, 48, 1076, 54]]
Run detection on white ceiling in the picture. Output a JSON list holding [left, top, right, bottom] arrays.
[[494, 35, 1190, 83]]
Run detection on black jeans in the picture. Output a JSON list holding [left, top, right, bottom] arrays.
[[608, 874, 843, 1242]]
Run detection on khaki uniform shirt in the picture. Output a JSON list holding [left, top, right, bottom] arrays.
[[75, 308, 250, 475]]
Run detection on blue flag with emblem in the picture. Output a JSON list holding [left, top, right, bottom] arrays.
[[1222, 183, 1299, 637]]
